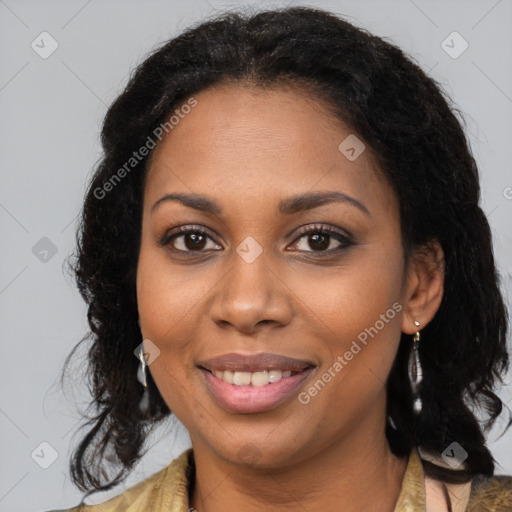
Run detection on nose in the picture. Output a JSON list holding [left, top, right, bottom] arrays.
[[209, 248, 293, 335]]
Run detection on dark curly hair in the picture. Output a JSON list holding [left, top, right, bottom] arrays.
[[63, 5, 510, 498]]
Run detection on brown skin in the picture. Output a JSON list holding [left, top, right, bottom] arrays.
[[136, 84, 445, 512]]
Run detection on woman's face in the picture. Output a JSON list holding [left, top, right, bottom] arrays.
[[137, 84, 418, 467]]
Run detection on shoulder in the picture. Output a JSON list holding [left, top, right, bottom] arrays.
[[466, 473, 512, 512], [45, 448, 194, 512]]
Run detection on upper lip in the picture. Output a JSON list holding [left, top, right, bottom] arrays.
[[197, 352, 315, 373]]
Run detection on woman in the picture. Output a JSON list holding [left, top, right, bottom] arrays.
[[51, 6, 512, 512]]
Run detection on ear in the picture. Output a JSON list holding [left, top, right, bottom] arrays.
[[401, 239, 445, 335]]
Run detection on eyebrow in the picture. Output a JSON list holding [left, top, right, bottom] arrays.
[[150, 191, 370, 217]]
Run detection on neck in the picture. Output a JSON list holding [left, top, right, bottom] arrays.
[[189, 422, 409, 512]]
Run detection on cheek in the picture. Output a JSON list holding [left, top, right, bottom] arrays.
[[136, 242, 207, 343], [295, 246, 404, 339], [136, 246, 203, 412], [295, 246, 404, 398], [298, 294, 403, 436]]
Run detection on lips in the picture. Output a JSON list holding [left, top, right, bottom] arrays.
[[197, 352, 316, 413], [197, 352, 315, 373], [199, 366, 315, 413]]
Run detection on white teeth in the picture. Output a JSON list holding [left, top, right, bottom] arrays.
[[251, 371, 270, 387], [211, 369, 296, 386], [233, 371, 252, 385], [268, 370, 282, 382]]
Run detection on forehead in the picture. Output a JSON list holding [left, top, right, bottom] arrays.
[[144, 84, 395, 217]]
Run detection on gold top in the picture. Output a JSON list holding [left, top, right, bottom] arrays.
[[50, 447, 512, 512]]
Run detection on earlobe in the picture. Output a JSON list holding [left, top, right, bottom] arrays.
[[401, 240, 445, 334]]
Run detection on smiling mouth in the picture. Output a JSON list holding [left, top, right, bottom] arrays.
[[198, 364, 315, 414], [200, 367, 308, 386]]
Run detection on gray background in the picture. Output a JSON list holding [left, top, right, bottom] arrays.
[[1, 0, 511, 510]]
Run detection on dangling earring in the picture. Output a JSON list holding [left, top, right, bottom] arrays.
[[137, 346, 150, 414], [408, 320, 423, 415]]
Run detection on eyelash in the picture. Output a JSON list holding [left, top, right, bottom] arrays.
[[158, 223, 354, 258]]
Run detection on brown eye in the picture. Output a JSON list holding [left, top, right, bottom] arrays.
[[159, 226, 222, 253], [290, 224, 354, 255], [301, 233, 333, 251], [177, 232, 208, 251]]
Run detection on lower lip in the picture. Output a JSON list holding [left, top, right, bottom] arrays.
[[199, 367, 315, 414]]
